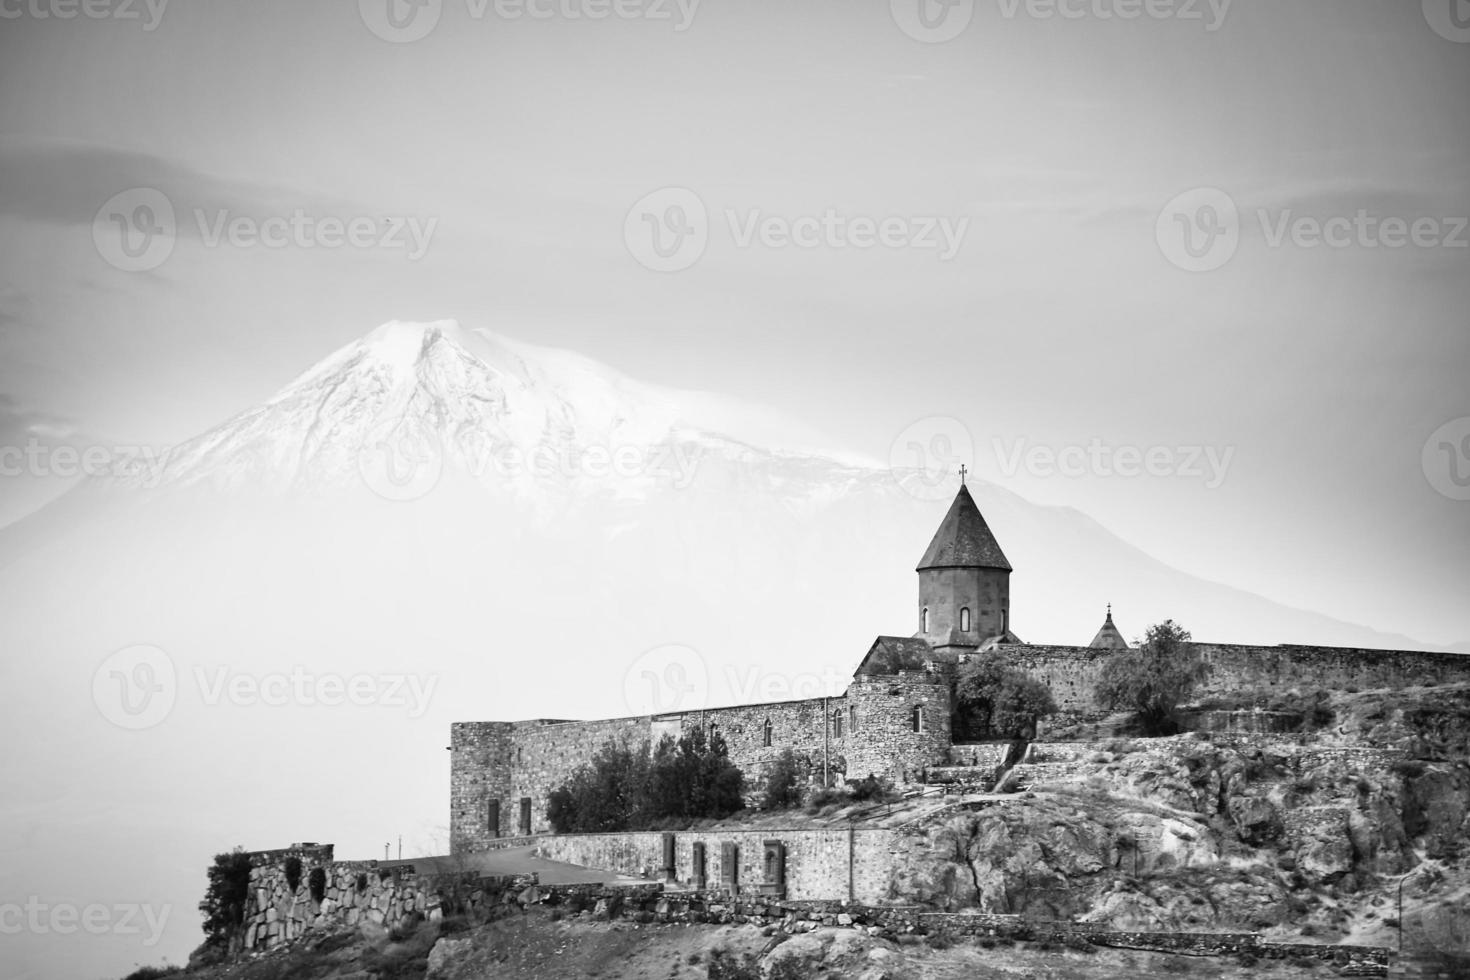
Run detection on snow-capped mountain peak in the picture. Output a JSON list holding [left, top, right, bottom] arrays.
[[118, 320, 813, 499]]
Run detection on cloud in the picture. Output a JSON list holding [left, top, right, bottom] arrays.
[[0, 136, 370, 237], [0, 392, 72, 443]]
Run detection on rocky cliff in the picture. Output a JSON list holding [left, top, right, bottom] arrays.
[[892, 684, 1470, 954]]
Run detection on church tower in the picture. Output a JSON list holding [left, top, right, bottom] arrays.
[[916, 483, 1014, 652]]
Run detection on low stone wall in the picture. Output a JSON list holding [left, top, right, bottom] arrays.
[[944, 742, 1011, 767], [1182, 709, 1304, 734], [231, 853, 1393, 975], [524, 827, 904, 904], [530, 884, 1391, 975], [238, 845, 535, 951]]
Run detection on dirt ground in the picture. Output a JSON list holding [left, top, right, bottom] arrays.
[[429, 910, 1341, 980]]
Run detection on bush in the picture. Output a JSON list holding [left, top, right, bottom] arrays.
[[121, 967, 182, 980], [198, 848, 253, 947], [1094, 620, 1208, 735], [805, 786, 850, 812], [953, 661, 1058, 740], [849, 773, 894, 802], [761, 749, 804, 811], [548, 728, 745, 832]]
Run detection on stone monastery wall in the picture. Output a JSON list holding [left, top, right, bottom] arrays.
[[452, 640, 1470, 852], [451, 671, 952, 852], [988, 642, 1470, 714]]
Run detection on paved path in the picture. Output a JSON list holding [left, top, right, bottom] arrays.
[[382, 847, 648, 886]]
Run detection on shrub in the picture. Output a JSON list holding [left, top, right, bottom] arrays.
[[849, 773, 893, 802], [1094, 620, 1208, 735], [805, 786, 850, 812], [548, 728, 745, 833], [761, 749, 804, 811], [121, 967, 182, 980], [198, 848, 253, 947], [953, 661, 1058, 740]]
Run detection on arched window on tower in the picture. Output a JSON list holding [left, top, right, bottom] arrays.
[[849, 705, 858, 733], [762, 718, 773, 747], [959, 607, 970, 632], [832, 708, 843, 739], [911, 705, 925, 733], [921, 607, 930, 633]]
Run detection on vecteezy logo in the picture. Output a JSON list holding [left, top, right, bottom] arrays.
[[890, 0, 974, 42], [889, 416, 975, 501], [1423, 417, 1470, 501], [359, 0, 443, 42], [92, 188, 177, 272], [358, 416, 443, 501], [623, 644, 708, 715], [1156, 187, 1240, 272], [624, 188, 708, 273], [1423, 0, 1470, 42], [93, 645, 177, 730]]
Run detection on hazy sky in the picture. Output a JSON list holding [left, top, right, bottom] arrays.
[[1, 0, 1467, 645]]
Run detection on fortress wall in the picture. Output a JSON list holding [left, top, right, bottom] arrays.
[[982, 646, 1113, 713], [692, 695, 845, 792], [449, 722, 514, 852], [453, 642, 1467, 852], [845, 671, 952, 781], [986, 643, 1470, 715], [503, 715, 656, 838], [1191, 644, 1470, 699], [452, 680, 957, 852]]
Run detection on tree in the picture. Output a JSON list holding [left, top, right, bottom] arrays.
[[198, 848, 253, 948], [1094, 619, 1208, 735], [954, 661, 1058, 740], [547, 728, 745, 832], [761, 749, 804, 811], [644, 726, 745, 824], [546, 738, 649, 832]]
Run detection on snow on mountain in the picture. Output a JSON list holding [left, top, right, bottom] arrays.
[[0, 318, 1451, 658], [111, 319, 867, 511]]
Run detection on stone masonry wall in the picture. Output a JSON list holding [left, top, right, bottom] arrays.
[[451, 684, 949, 853], [237, 844, 535, 952], [452, 641, 1468, 853], [989, 643, 1470, 715], [843, 671, 951, 783], [232, 867, 1393, 976], [525, 827, 904, 904]]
